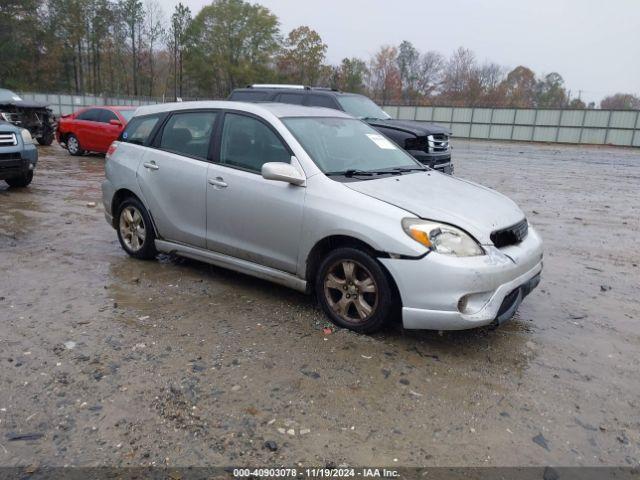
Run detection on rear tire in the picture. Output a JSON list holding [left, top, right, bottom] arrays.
[[66, 134, 84, 156], [116, 197, 157, 260], [6, 171, 33, 188], [315, 247, 394, 334], [37, 134, 54, 146]]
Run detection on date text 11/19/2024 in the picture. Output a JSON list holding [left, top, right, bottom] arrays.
[[233, 468, 400, 478]]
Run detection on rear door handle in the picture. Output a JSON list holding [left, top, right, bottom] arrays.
[[208, 177, 228, 188], [143, 161, 159, 171]]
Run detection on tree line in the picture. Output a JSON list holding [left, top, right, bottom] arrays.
[[1, 0, 638, 109]]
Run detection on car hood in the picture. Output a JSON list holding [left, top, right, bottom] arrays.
[[0, 120, 20, 132], [344, 172, 524, 244], [0, 99, 51, 109], [366, 118, 450, 137]]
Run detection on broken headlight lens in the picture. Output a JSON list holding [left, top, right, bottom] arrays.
[[402, 218, 484, 256]]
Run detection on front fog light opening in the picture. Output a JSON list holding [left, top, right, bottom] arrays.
[[458, 291, 494, 314], [457, 295, 468, 313]]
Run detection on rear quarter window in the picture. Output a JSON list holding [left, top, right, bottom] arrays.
[[120, 114, 162, 145]]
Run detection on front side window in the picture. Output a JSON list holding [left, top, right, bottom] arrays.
[[76, 108, 101, 122], [307, 95, 338, 110], [283, 117, 420, 174], [121, 114, 161, 145], [219, 113, 290, 173], [336, 95, 391, 120], [98, 109, 119, 123], [159, 111, 217, 160]]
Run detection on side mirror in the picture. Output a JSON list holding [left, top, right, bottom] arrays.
[[262, 162, 305, 186], [109, 119, 122, 126]]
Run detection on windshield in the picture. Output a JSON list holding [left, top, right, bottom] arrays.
[[0, 89, 22, 102], [283, 117, 422, 175], [117, 109, 136, 122], [336, 95, 391, 120]]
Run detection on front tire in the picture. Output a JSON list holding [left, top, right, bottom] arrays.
[[66, 134, 84, 156], [315, 247, 395, 334], [116, 197, 157, 260], [6, 171, 33, 188]]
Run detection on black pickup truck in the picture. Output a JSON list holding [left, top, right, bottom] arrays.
[[228, 85, 452, 174]]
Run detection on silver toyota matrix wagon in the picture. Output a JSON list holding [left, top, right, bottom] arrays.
[[102, 101, 543, 333]]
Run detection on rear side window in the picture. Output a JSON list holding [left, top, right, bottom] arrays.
[[307, 94, 338, 109], [98, 109, 119, 123], [230, 91, 270, 101], [275, 93, 305, 105], [76, 108, 101, 121], [121, 115, 161, 145], [159, 111, 217, 160], [219, 113, 290, 173]]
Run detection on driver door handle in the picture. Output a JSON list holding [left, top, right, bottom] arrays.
[[143, 161, 159, 171], [208, 177, 228, 188]]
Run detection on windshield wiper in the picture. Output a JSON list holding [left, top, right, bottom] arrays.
[[359, 116, 385, 121], [326, 169, 375, 177], [385, 167, 428, 173]]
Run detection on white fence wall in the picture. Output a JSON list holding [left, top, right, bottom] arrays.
[[382, 105, 640, 147], [18, 92, 165, 116], [17, 92, 640, 147]]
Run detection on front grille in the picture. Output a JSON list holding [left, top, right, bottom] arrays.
[[0, 158, 24, 171], [0, 152, 21, 161], [405, 134, 450, 154], [427, 134, 450, 153], [0, 132, 17, 146], [491, 218, 528, 248]]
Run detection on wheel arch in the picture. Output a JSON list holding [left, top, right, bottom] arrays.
[[111, 188, 159, 237], [304, 235, 401, 305]]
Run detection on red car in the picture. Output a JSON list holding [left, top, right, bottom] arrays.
[[56, 106, 136, 155]]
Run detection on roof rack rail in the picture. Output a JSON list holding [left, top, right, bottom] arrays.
[[248, 84, 308, 90], [310, 87, 341, 92]]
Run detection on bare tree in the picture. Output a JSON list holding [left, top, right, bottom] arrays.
[[415, 51, 445, 99], [477, 62, 505, 105], [144, 0, 164, 97], [440, 47, 476, 104], [168, 2, 191, 99], [120, 0, 144, 95]]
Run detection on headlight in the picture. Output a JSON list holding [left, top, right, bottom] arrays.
[[402, 218, 484, 256], [21, 129, 32, 144]]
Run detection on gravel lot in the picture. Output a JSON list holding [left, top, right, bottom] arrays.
[[0, 140, 639, 468]]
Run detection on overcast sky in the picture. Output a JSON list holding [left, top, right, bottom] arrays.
[[159, 0, 639, 104]]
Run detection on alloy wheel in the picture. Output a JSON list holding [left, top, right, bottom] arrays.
[[119, 206, 146, 252], [68, 136, 79, 154], [323, 259, 378, 324]]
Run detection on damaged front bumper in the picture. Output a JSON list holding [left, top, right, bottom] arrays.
[[380, 226, 543, 330]]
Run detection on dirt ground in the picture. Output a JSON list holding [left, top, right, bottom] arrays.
[[0, 140, 639, 469]]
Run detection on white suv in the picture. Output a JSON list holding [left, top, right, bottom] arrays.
[[102, 101, 543, 333]]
